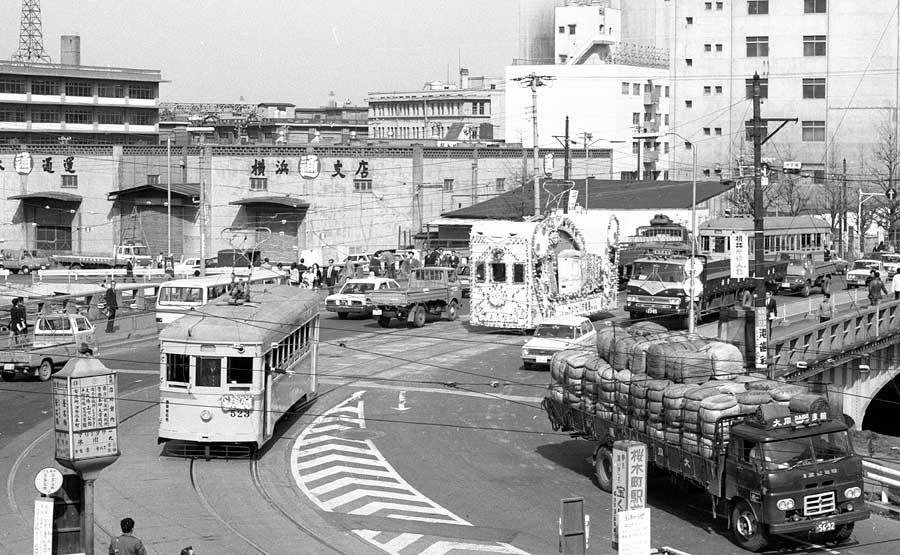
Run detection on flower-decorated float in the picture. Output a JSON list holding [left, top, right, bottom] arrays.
[[469, 214, 619, 329]]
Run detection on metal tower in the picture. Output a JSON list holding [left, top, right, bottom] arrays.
[[11, 0, 51, 63]]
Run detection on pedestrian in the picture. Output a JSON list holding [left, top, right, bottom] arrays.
[[765, 290, 777, 329], [10, 297, 27, 342], [105, 281, 118, 333], [108, 516, 147, 555], [383, 251, 396, 279], [125, 257, 135, 283], [893, 269, 900, 300], [310, 263, 322, 288], [289, 263, 300, 286], [261, 257, 272, 270], [324, 258, 339, 295], [818, 293, 833, 323], [298, 258, 308, 273], [180, 547, 194, 555], [824, 246, 832, 262], [156, 252, 164, 269], [868, 270, 888, 306]]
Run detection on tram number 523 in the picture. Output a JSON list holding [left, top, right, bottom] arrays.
[[229, 408, 251, 418]]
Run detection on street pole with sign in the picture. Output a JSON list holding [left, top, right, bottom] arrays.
[[611, 440, 648, 551], [33, 467, 63, 555], [52, 356, 120, 555]]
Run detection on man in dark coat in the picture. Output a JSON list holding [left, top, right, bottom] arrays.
[[105, 282, 118, 333], [10, 297, 27, 336], [324, 259, 339, 295]]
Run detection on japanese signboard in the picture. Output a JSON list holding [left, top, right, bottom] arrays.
[[33, 498, 53, 555], [299, 154, 320, 179], [769, 411, 828, 429], [14, 152, 33, 175], [755, 306, 768, 370], [616, 508, 651, 555], [611, 440, 647, 548], [53, 372, 119, 462], [34, 468, 63, 496], [731, 233, 749, 279]]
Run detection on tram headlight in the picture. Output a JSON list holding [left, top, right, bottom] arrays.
[[200, 409, 213, 422]]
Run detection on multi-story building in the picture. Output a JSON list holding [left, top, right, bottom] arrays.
[[670, 0, 900, 184], [366, 70, 505, 143], [0, 36, 162, 145]]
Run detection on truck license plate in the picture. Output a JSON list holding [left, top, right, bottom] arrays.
[[3, 363, 13, 370], [535, 356, 549, 364], [372, 309, 382, 316], [815, 520, 835, 533], [646, 307, 657, 314]]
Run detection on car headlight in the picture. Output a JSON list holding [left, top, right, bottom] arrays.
[[522, 349, 529, 357], [776, 498, 795, 511], [626, 296, 637, 303], [844, 487, 861, 499]]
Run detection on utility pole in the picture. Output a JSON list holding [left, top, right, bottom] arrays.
[[842, 158, 848, 259], [512, 72, 553, 216], [564, 116, 570, 180], [471, 144, 478, 206], [750, 72, 797, 376]]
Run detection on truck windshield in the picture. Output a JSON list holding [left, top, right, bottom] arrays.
[[786, 264, 806, 277], [534, 324, 577, 339], [132, 246, 149, 256], [761, 431, 852, 471], [632, 261, 685, 283]]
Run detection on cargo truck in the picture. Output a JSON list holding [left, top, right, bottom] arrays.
[[51, 243, 152, 270], [368, 266, 461, 328], [542, 329, 869, 552], [775, 254, 839, 297]]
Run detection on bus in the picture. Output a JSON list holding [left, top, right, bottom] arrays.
[[155, 268, 285, 325], [697, 215, 833, 261], [157, 285, 319, 457]]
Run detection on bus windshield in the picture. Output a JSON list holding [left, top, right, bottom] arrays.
[[759, 431, 852, 471], [159, 286, 204, 304], [632, 261, 685, 283]]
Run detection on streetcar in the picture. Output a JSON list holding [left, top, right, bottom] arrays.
[[697, 215, 832, 261], [155, 268, 285, 325], [158, 285, 319, 457]]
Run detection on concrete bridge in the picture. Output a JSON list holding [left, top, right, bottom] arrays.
[[771, 297, 900, 430]]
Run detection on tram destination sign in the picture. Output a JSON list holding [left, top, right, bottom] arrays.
[[53, 371, 119, 462]]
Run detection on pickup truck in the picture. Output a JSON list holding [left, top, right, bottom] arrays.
[[776, 254, 838, 297], [52, 243, 152, 270], [368, 266, 462, 328], [1, 312, 98, 381], [0, 249, 50, 274]]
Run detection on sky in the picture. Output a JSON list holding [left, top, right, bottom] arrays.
[[0, 0, 520, 106]]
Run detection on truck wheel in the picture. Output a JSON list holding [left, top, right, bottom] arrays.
[[446, 301, 459, 321], [823, 523, 854, 544], [412, 305, 427, 328], [71, 264, 82, 270], [337, 312, 349, 320], [801, 282, 811, 297], [593, 446, 613, 493], [731, 500, 768, 552], [37, 359, 53, 382], [378, 316, 392, 328], [1, 371, 15, 382], [20, 265, 30, 274]]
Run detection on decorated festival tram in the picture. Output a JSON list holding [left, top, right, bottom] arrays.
[[468, 214, 619, 330]]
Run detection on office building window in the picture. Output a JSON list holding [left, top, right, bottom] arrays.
[[98, 111, 123, 125], [716, 44, 723, 52], [496, 178, 505, 191], [716, 1, 723, 9], [622, 82, 629, 94], [703, 86, 712, 95], [664, 114, 670, 126], [705, 2, 712, 9], [147, 175, 159, 185], [805, 0, 826, 13], [686, 17, 693, 24], [802, 120, 826, 142], [61, 175, 78, 189], [746, 36, 769, 57], [558, 26, 565, 33], [64, 109, 91, 124], [632, 112, 641, 125], [129, 111, 153, 125], [0, 106, 25, 122], [128, 83, 153, 99], [685, 100, 693, 108], [715, 128, 723, 136], [745, 78, 769, 98], [65, 82, 92, 97], [803, 78, 826, 99], [0, 79, 25, 94], [568, 24, 576, 34], [664, 143, 670, 154], [31, 81, 59, 95], [98, 84, 126, 98], [32, 108, 59, 123], [715, 86, 723, 94], [703, 127, 711, 135], [353, 179, 372, 191], [250, 177, 268, 191], [686, 58, 693, 66], [559, 55, 568, 64], [632, 142, 639, 155], [664, 86, 670, 97], [803, 35, 827, 56], [443, 178, 454, 191], [633, 83, 641, 95], [705, 44, 712, 52], [748, 0, 768, 15]]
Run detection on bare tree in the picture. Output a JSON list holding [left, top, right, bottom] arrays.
[[867, 118, 900, 246]]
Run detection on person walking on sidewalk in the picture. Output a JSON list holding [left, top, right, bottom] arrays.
[[10, 297, 27, 336], [109, 517, 147, 555], [818, 293, 834, 323], [105, 282, 118, 333], [892, 270, 900, 300], [125, 257, 135, 283], [868, 271, 888, 306]]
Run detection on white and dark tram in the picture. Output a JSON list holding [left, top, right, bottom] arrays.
[[158, 285, 319, 457]]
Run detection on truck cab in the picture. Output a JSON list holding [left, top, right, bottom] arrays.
[[1, 312, 97, 381], [723, 414, 868, 551]]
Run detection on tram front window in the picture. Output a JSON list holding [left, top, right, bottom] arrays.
[[166, 353, 189, 383], [228, 357, 253, 385], [196, 357, 222, 387]]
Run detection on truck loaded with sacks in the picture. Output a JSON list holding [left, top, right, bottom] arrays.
[[542, 323, 869, 552]]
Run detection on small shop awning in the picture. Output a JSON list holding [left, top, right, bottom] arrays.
[[7, 191, 82, 203], [107, 182, 200, 203], [229, 196, 310, 209]]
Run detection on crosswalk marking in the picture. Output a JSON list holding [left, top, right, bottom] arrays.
[[353, 529, 533, 555]]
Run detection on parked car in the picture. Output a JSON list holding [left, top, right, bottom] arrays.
[[521, 316, 597, 370], [0, 249, 50, 274], [325, 276, 400, 319], [845, 258, 884, 288]]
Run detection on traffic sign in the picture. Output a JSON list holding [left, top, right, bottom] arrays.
[[34, 467, 63, 496], [887, 188, 897, 201], [543, 153, 555, 176]]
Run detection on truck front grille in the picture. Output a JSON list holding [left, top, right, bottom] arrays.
[[803, 491, 836, 516]]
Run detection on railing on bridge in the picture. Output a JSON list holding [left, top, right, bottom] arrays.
[[773, 298, 900, 381]]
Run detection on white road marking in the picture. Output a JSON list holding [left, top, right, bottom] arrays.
[[353, 529, 532, 555]]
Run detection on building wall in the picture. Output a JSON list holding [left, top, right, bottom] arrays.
[[671, 0, 900, 184], [554, 2, 622, 64]]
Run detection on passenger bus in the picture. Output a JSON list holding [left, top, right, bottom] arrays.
[[157, 285, 319, 457], [155, 268, 285, 325], [697, 215, 832, 262]]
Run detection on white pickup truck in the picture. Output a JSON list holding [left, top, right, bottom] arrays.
[[52, 243, 152, 270], [1, 313, 98, 381]]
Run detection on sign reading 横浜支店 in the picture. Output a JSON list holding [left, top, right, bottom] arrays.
[[53, 372, 119, 462]]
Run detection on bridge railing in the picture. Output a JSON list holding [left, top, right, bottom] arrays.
[[773, 298, 900, 380]]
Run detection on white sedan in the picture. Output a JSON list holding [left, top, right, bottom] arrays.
[[845, 259, 884, 289], [326, 277, 400, 319], [521, 316, 597, 370]]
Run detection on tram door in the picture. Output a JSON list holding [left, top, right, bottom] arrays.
[[263, 353, 272, 442]]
